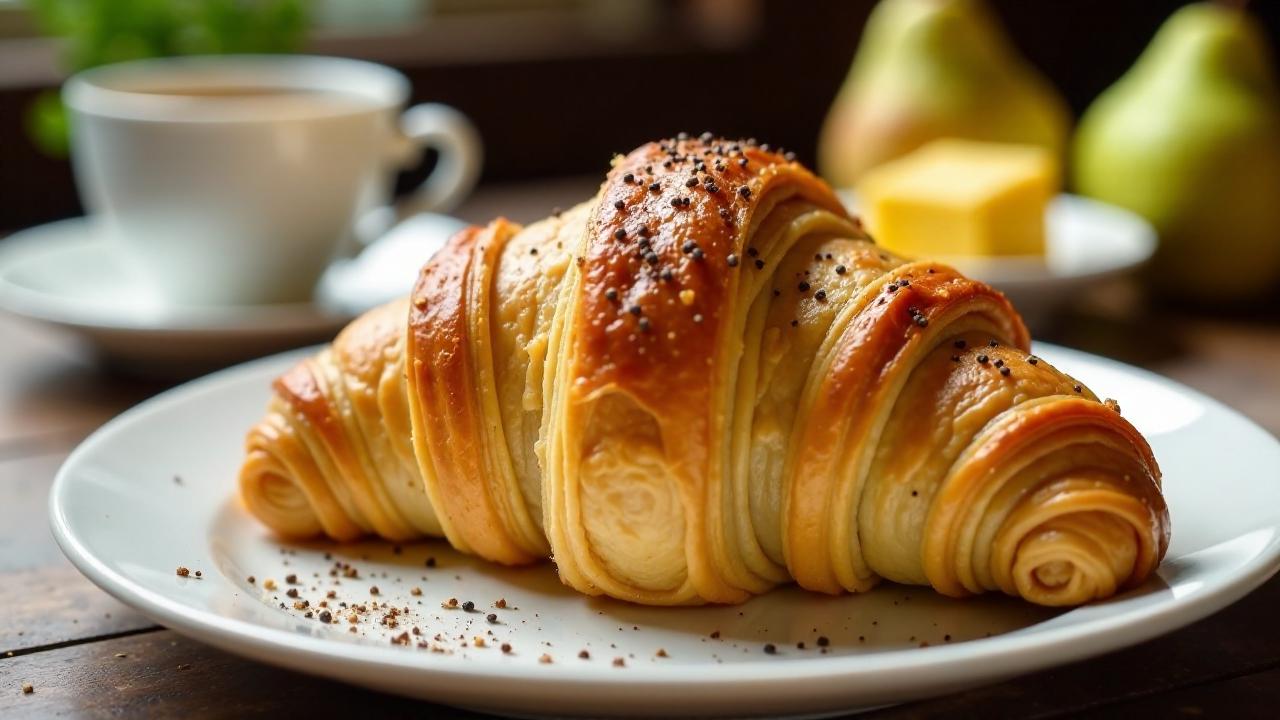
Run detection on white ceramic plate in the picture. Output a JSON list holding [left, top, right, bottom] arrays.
[[50, 344, 1280, 718], [0, 218, 352, 371], [837, 192, 1158, 330]]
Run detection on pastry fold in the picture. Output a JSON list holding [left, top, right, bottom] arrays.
[[241, 136, 1169, 607]]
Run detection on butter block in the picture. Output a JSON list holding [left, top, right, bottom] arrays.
[[856, 140, 1058, 258]]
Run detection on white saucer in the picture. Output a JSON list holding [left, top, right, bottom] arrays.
[[49, 343, 1280, 717], [0, 217, 353, 371], [838, 192, 1157, 329]]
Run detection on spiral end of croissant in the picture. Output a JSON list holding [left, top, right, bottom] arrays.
[[239, 402, 369, 541], [240, 442, 326, 539], [1003, 509, 1148, 606], [924, 398, 1168, 608]]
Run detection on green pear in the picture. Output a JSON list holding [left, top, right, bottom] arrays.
[[818, 0, 1069, 186], [1073, 3, 1280, 303]]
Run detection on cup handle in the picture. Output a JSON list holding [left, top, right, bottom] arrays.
[[395, 103, 482, 217]]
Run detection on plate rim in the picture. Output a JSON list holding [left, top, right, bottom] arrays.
[[47, 344, 1280, 698]]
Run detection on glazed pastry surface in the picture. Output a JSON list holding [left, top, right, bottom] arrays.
[[241, 136, 1169, 607]]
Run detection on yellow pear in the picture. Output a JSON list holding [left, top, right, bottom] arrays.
[[818, 0, 1070, 187]]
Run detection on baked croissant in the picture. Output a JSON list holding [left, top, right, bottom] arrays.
[[241, 135, 1169, 607]]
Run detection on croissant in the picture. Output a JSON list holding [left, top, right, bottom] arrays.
[[241, 135, 1169, 607]]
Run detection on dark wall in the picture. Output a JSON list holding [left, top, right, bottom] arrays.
[[2, 0, 1277, 232]]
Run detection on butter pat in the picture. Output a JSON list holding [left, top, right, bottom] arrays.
[[857, 140, 1058, 258]]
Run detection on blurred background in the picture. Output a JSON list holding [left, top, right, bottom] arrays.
[[0, 0, 1277, 416], [1, 0, 1276, 230]]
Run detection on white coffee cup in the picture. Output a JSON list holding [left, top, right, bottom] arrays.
[[63, 55, 481, 306]]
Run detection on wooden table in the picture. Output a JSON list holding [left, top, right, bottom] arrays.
[[2, 181, 1279, 718]]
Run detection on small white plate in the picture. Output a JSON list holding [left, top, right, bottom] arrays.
[[318, 211, 468, 316], [50, 345, 1280, 717], [0, 218, 352, 371], [838, 192, 1157, 329]]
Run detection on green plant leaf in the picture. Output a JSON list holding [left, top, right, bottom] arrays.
[[25, 89, 70, 157], [23, 0, 311, 154]]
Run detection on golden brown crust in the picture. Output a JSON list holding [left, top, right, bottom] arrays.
[[271, 358, 392, 534], [573, 140, 849, 433], [923, 396, 1167, 602], [239, 135, 1170, 609], [785, 263, 1031, 593], [332, 296, 406, 387], [241, 299, 440, 543], [406, 223, 543, 565], [546, 139, 868, 603]]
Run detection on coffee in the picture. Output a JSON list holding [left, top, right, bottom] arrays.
[[123, 85, 379, 114], [135, 86, 325, 97], [134, 85, 363, 101]]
